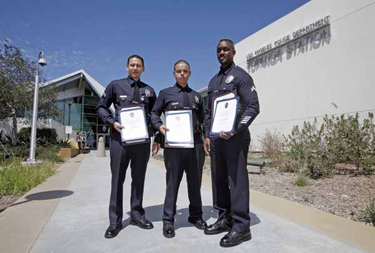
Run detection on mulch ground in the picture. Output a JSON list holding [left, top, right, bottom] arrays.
[[204, 164, 375, 226], [0, 194, 22, 213]]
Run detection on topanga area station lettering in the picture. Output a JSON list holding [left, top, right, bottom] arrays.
[[246, 16, 330, 60]]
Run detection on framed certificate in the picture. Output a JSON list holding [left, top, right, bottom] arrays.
[[210, 97, 239, 136], [118, 105, 149, 146], [165, 110, 194, 148], [212, 91, 236, 117]]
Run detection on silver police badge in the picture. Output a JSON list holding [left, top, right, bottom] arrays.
[[145, 89, 151, 97], [225, 75, 234, 84], [194, 95, 199, 104]]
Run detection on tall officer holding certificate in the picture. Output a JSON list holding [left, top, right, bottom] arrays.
[[151, 60, 206, 238], [203, 39, 260, 247], [97, 55, 160, 239]]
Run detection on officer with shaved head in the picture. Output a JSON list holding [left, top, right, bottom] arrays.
[[151, 60, 206, 238], [204, 39, 260, 247]]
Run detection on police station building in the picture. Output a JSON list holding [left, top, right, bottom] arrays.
[[43, 70, 111, 149], [200, 0, 375, 148]]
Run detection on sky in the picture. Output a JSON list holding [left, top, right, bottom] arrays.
[[0, 0, 309, 93]]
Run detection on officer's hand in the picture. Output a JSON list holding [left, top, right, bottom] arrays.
[[204, 138, 210, 156], [220, 131, 234, 140], [114, 122, 124, 133], [152, 142, 160, 156], [159, 125, 169, 136]]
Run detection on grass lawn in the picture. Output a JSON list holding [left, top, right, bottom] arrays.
[[0, 144, 65, 212], [0, 158, 56, 196]]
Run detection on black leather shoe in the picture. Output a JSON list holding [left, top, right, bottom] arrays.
[[104, 223, 122, 239], [220, 230, 252, 247], [163, 222, 175, 238], [130, 217, 154, 229], [204, 218, 232, 235], [188, 217, 207, 230]]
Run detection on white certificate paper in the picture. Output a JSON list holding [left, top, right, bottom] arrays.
[[119, 106, 149, 144], [213, 92, 235, 116], [210, 97, 239, 135], [165, 110, 194, 148]]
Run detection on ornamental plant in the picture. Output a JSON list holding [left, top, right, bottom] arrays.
[[285, 113, 375, 178]]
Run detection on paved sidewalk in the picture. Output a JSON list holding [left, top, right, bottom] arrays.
[[1, 151, 374, 252]]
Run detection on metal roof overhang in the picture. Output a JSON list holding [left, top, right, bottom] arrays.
[[41, 69, 114, 113]]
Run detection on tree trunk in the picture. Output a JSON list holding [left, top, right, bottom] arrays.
[[11, 114, 17, 145]]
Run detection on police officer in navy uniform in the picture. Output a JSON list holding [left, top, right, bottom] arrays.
[[203, 39, 260, 247], [97, 55, 160, 239], [151, 60, 207, 238]]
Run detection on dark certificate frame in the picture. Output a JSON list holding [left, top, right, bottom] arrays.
[[118, 105, 149, 146], [165, 110, 194, 148], [210, 96, 239, 136]]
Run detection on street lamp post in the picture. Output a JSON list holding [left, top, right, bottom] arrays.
[[28, 52, 47, 164], [66, 99, 74, 140]]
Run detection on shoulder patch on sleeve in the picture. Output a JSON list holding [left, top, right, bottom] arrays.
[[241, 116, 252, 124], [251, 86, 256, 92]]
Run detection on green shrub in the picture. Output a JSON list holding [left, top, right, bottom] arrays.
[[9, 144, 30, 158], [36, 145, 64, 163], [294, 170, 309, 187], [57, 139, 70, 148], [360, 197, 375, 226], [274, 154, 297, 172], [291, 159, 309, 186], [286, 119, 334, 178], [286, 113, 375, 178], [258, 129, 285, 162], [324, 113, 375, 172], [1, 144, 64, 163], [17, 128, 58, 146], [0, 158, 56, 195]]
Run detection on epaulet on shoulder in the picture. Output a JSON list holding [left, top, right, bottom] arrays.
[[235, 65, 251, 76], [143, 82, 153, 89], [160, 86, 171, 93], [165, 85, 174, 90], [111, 78, 127, 84], [234, 65, 243, 72]]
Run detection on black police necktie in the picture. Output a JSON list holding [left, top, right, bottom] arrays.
[[133, 81, 139, 103], [214, 71, 225, 93], [183, 88, 190, 108]]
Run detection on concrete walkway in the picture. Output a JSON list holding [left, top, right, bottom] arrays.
[[1, 151, 374, 253]]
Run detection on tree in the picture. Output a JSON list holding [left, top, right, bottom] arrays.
[[0, 42, 60, 145]]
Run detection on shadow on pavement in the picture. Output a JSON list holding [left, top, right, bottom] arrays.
[[9, 190, 74, 207], [123, 204, 261, 230]]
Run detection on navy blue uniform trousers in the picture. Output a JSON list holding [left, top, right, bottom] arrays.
[[109, 129, 150, 225], [163, 145, 203, 223], [210, 129, 251, 233]]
